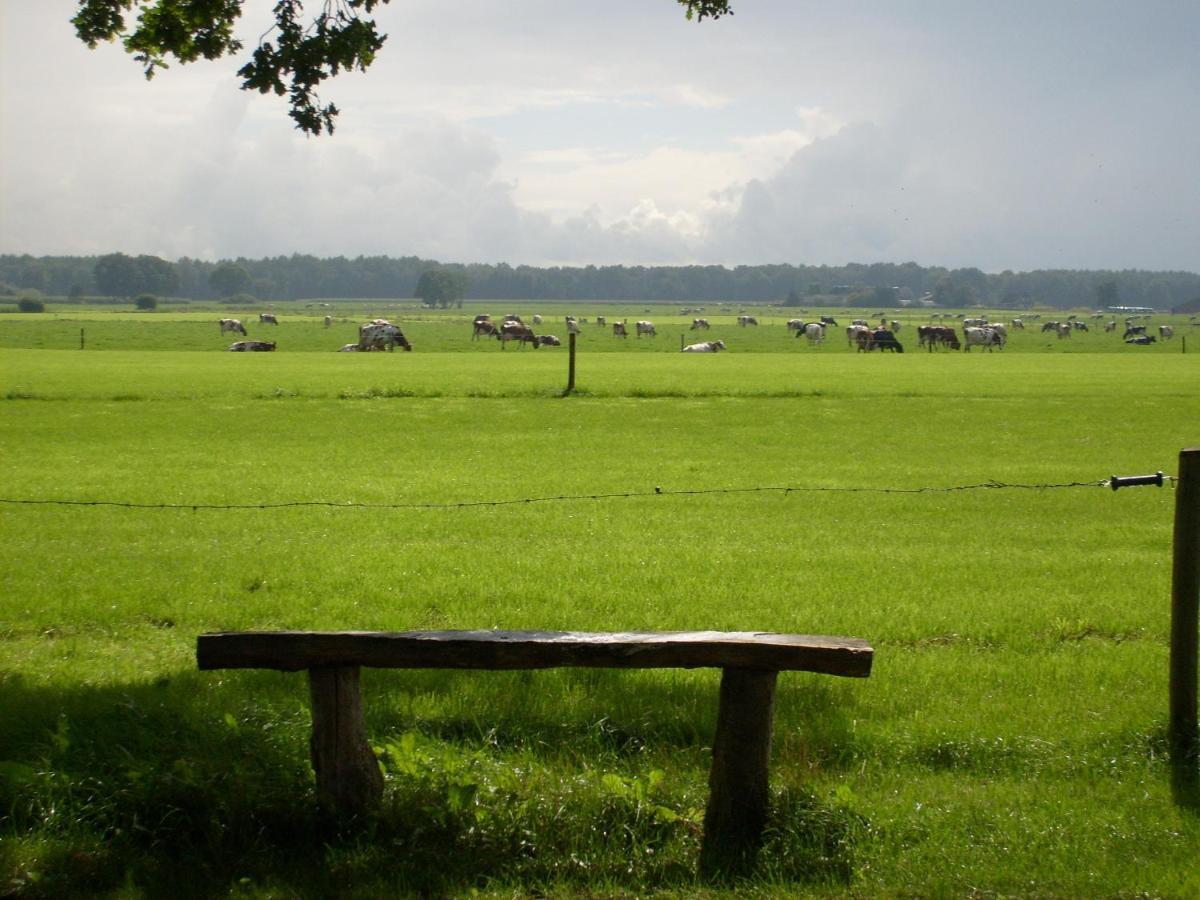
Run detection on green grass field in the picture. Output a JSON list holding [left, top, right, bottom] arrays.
[[2, 304, 1199, 897]]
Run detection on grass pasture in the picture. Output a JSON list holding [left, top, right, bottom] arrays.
[[2, 313, 1200, 897], [0, 302, 1196, 355]]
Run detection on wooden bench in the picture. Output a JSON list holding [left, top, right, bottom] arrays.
[[196, 629, 873, 875]]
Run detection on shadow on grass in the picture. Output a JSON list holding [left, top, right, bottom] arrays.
[[0, 668, 865, 897]]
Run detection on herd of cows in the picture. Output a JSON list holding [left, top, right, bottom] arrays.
[[213, 309, 1193, 353]]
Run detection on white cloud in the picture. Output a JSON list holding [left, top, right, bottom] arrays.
[[1, 2, 1197, 271]]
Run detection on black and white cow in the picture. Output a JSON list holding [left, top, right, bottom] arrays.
[[219, 318, 247, 336], [681, 340, 726, 352], [359, 319, 412, 351], [227, 340, 275, 351], [963, 326, 1001, 352], [259, 313, 279, 325]]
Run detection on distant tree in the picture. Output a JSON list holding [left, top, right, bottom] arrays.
[[135, 293, 158, 310], [18, 298, 46, 312], [94, 252, 176, 298], [94, 252, 143, 298], [870, 285, 899, 308], [71, 0, 733, 135], [135, 255, 178, 296], [783, 288, 803, 307], [415, 269, 468, 309], [68, 284, 86, 301], [209, 262, 252, 298], [1095, 279, 1119, 309]]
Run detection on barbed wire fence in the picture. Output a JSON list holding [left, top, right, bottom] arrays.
[[0, 474, 1175, 513]]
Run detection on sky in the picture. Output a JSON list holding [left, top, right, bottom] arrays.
[[1, 1, 1198, 272]]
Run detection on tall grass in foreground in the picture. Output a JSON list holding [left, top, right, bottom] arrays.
[[2, 349, 1199, 896]]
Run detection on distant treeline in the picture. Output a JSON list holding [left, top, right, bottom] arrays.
[[3, 253, 1199, 311]]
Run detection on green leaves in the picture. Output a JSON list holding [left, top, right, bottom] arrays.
[[73, 0, 245, 78], [236, 0, 389, 135], [678, 0, 734, 22], [74, 1, 732, 136]]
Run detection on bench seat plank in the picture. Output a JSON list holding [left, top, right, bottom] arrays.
[[197, 629, 873, 677]]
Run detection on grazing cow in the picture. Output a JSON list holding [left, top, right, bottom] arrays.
[[259, 313, 279, 325], [1010, 318, 1025, 330], [472, 319, 500, 340], [636, 320, 656, 337], [820, 316, 838, 326], [227, 340, 275, 352], [566, 317, 582, 334], [963, 317, 988, 328], [532, 314, 543, 325], [537, 334, 561, 346], [1126, 334, 1157, 345], [963, 326, 1001, 352], [1056, 322, 1072, 339], [737, 315, 758, 327], [1104, 320, 1117, 332], [359, 319, 413, 352], [1041, 321, 1060, 333], [802, 322, 825, 345], [323, 315, 333, 328], [681, 340, 727, 352], [499, 320, 539, 349], [848, 324, 871, 349], [787, 319, 805, 333], [613, 321, 628, 338], [917, 325, 961, 351], [1072, 321, 1088, 332], [596, 316, 606, 326], [985, 323, 1008, 347], [869, 328, 904, 352], [1159, 325, 1175, 340], [1123, 325, 1147, 339], [691, 318, 711, 330], [219, 318, 247, 336], [890, 320, 902, 333]]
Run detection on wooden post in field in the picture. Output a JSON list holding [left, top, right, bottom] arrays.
[[700, 667, 778, 879], [80, 328, 85, 350], [1171, 447, 1200, 791], [566, 331, 576, 394], [308, 666, 383, 817]]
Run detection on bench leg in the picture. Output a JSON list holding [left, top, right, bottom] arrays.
[[308, 666, 384, 817], [700, 667, 778, 878]]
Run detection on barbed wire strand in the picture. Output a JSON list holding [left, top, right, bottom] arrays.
[[0, 476, 1176, 512]]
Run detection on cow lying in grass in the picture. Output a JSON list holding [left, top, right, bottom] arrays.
[[227, 340, 276, 352], [681, 340, 726, 352]]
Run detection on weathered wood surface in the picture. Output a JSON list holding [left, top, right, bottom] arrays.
[[700, 667, 778, 878], [308, 666, 384, 817], [197, 630, 873, 677]]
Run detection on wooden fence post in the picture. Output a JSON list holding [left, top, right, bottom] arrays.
[[1171, 447, 1200, 794], [566, 331, 576, 394]]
